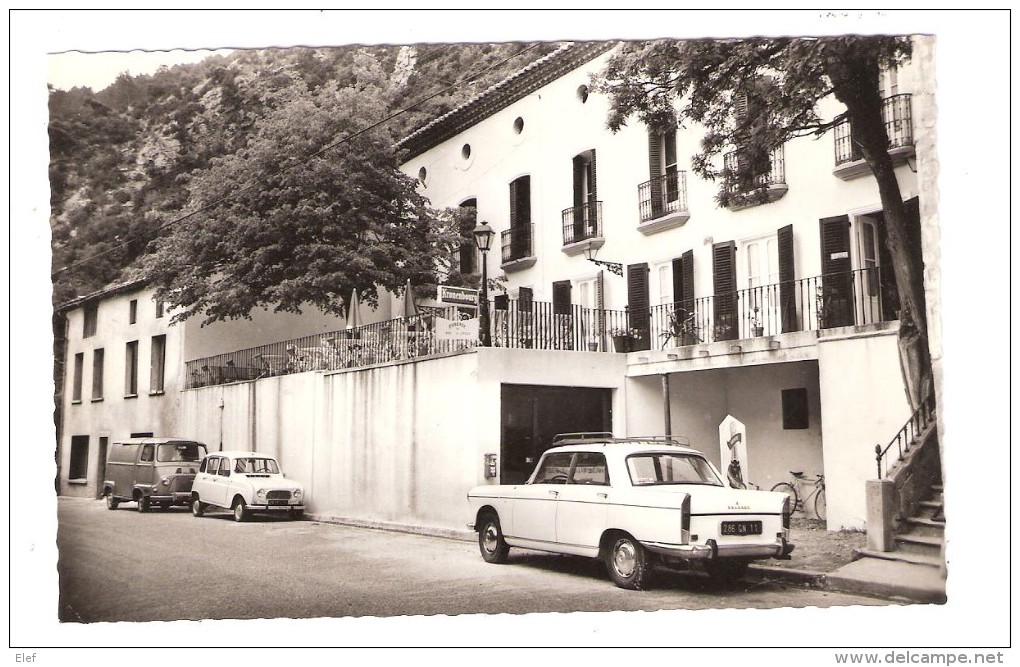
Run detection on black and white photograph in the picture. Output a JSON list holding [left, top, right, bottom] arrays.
[[9, 8, 1013, 660]]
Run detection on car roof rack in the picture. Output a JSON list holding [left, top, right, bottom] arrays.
[[551, 432, 692, 447], [552, 432, 615, 444]]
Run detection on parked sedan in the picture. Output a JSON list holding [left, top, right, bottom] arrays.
[[191, 451, 305, 522], [467, 435, 794, 589]]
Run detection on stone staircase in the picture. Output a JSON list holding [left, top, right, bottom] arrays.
[[859, 484, 944, 568]]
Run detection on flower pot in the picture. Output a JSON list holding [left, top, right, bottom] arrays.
[[613, 335, 631, 353], [587, 342, 599, 352], [752, 326, 764, 337]]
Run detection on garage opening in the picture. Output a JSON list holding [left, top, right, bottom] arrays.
[[500, 384, 612, 485]]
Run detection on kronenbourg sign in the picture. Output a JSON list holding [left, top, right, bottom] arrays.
[[718, 415, 749, 489], [436, 317, 479, 341]]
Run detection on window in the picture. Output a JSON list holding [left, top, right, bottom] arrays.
[[130, 432, 154, 438], [157, 443, 206, 463], [91, 348, 104, 401], [125, 341, 139, 397], [155, 299, 165, 319], [218, 459, 231, 477], [71, 352, 84, 402], [69, 436, 89, 481], [531, 452, 574, 484], [509, 176, 531, 229], [140, 444, 155, 462], [129, 299, 138, 324], [150, 335, 166, 393], [83, 304, 98, 338], [571, 452, 609, 485], [458, 199, 478, 275], [782, 388, 810, 429], [513, 117, 524, 134], [576, 85, 589, 103], [626, 453, 722, 486]]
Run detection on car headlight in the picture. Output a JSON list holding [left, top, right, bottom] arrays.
[[256, 489, 266, 500], [161, 476, 171, 486], [293, 489, 302, 499]]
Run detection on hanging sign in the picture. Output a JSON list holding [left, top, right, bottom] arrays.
[[438, 285, 479, 306], [436, 317, 479, 341]]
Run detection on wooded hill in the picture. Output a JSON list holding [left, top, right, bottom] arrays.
[[48, 41, 562, 306]]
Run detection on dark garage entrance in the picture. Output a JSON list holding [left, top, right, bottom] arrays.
[[500, 384, 613, 484]]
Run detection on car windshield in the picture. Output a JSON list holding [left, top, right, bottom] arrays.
[[156, 443, 208, 463], [626, 452, 723, 486], [233, 458, 280, 474]]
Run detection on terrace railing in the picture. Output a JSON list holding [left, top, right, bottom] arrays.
[[185, 268, 898, 388], [638, 170, 688, 222], [723, 145, 786, 194], [561, 200, 603, 246], [834, 93, 914, 166], [501, 224, 533, 263]]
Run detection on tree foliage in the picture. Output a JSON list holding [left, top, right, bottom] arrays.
[[592, 36, 931, 405]]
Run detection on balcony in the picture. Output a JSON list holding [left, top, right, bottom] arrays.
[[721, 145, 788, 210], [637, 170, 690, 235], [561, 200, 603, 257], [833, 93, 915, 180], [500, 224, 536, 272], [649, 266, 897, 349]]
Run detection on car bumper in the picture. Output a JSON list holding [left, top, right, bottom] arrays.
[[641, 537, 794, 560], [149, 492, 193, 505], [248, 504, 305, 512]]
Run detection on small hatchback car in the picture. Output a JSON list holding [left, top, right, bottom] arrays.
[[467, 434, 794, 589], [190, 451, 305, 522]]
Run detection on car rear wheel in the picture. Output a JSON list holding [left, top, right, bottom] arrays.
[[232, 499, 248, 522], [105, 493, 119, 510], [477, 513, 509, 564], [604, 533, 650, 590], [191, 498, 205, 517], [704, 560, 749, 587], [136, 496, 150, 513]]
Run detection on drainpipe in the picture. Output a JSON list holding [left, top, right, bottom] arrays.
[[248, 381, 257, 452], [661, 374, 671, 437], [218, 395, 224, 451]]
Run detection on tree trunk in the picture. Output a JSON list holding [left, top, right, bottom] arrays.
[[828, 54, 932, 409]]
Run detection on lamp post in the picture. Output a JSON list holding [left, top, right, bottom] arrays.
[[473, 221, 495, 347]]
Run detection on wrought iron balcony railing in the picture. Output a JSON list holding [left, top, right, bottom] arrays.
[[183, 267, 898, 389], [638, 170, 688, 222], [722, 145, 786, 195], [561, 200, 603, 245], [501, 224, 534, 264], [834, 93, 914, 166]]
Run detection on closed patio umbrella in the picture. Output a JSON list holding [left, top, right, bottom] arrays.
[[402, 279, 419, 319], [346, 289, 363, 330]]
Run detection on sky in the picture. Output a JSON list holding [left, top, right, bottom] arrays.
[[9, 7, 1017, 656]]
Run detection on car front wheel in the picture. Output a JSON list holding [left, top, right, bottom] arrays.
[[477, 513, 509, 564], [191, 498, 205, 517], [105, 493, 119, 510], [604, 533, 650, 590], [232, 499, 248, 522], [136, 496, 150, 513]]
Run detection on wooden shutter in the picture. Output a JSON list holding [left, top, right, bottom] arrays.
[[588, 149, 597, 203], [518, 286, 533, 312], [819, 215, 854, 327], [672, 250, 694, 314], [494, 293, 509, 311], [778, 224, 798, 332], [572, 155, 585, 208], [552, 281, 572, 315], [626, 263, 651, 351], [712, 241, 737, 341], [648, 131, 664, 218], [510, 177, 530, 228]]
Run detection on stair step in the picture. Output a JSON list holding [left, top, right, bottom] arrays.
[[894, 533, 944, 557], [902, 517, 946, 538], [856, 548, 943, 568]]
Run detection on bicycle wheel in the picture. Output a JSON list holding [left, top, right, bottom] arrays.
[[770, 482, 800, 515], [813, 487, 827, 521]]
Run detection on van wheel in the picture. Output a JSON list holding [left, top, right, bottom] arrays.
[[105, 493, 119, 510], [191, 498, 205, 517], [232, 499, 248, 522], [136, 496, 150, 513]]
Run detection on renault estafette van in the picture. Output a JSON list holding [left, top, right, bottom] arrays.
[[103, 438, 208, 512]]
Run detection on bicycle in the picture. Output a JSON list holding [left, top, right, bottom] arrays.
[[771, 471, 826, 521]]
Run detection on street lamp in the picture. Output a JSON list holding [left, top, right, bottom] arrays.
[[581, 242, 623, 276], [473, 221, 495, 347]]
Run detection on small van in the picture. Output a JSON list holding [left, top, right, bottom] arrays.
[[103, 437, 209, 512]]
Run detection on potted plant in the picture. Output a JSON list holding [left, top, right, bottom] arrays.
[[587, 334, 600, 352], [609, 327, 640, 353], [748, 307, 764, 337]]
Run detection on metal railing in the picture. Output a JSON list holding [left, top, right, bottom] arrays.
[[649, 267, 896, 349], [561, 200, 603, 245], [185, 267, 898, 388], [501, 224, 533, 264], [723, 145, 785, 194], [875, 393, 936, 478], [637, 170, 688, 222], [834, 93, 914, 166]]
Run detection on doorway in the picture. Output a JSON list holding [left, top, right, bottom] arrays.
[[500, 384, 612, 484]]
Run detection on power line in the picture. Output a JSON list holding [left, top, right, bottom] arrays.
[[51, 43, 543, 280]]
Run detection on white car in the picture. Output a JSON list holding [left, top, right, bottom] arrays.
[[190, 451, 305, 522], [467, 434, 794, 589]]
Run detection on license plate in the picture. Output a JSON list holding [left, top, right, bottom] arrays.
[[721, 520, 762, 536], [268, 499, 288, 506]]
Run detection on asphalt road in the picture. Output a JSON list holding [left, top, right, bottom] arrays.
[[56, 497, 888, 623]]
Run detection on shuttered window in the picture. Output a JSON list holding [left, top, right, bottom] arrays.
[[572, 150, 597, 239], [91, 348, 104, 400], [458, 199, 478, 275], [626, 263, 651, 351], [712, 242, 737, 341], [671, 250, 695, 315], [819, 215, 854, 328], [510, 177, 531, 228], [777, 224, 798, 333]]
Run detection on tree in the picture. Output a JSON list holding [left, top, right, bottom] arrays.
[[592, 37, 931, 408], [143, 53, 459, 325]]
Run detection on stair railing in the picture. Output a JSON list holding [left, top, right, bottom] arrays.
[[875, 393, 937, 478]]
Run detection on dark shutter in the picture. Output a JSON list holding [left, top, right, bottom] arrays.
[[552, 280, 574, 350], [626, 263, 651, 351], [494, 294, 509, 311], [672, 249, 695, 315], [510, 177, 530, 228], [648, 131, 664, 218], [552, 281, 572, 315], [571, 155, 586, 239], [819, 215, 854, 327], [518, 286, 533, 312], [587, 149, 598, 237], [778, 224, 798, 332], [509, 180, 518, 227], [459, 200, 477, 274], [588, 149, 597, 203], [712, 241, 737, 341]]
